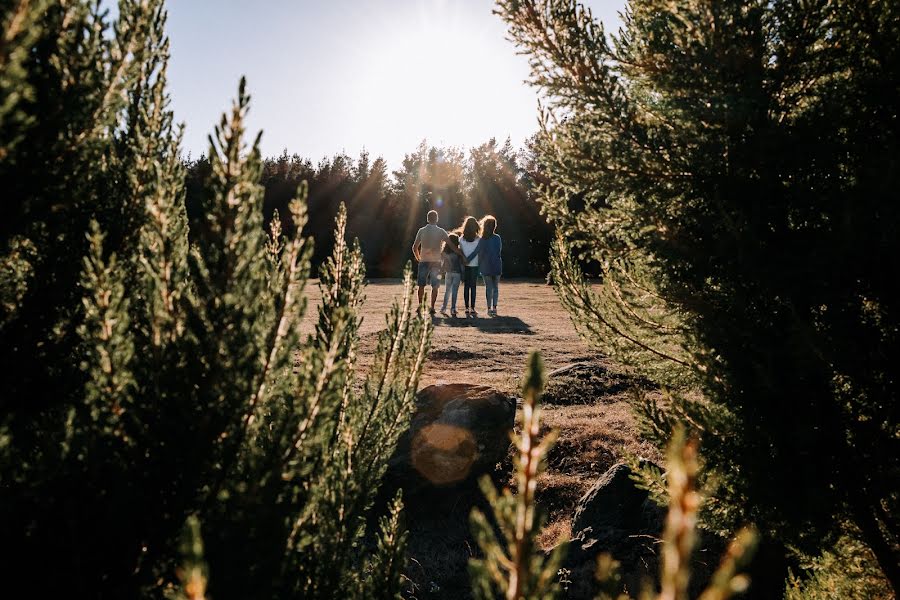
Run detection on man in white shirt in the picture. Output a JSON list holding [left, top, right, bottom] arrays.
[[412, 210, 451, 314]]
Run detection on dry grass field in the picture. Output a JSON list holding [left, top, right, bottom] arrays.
[[302, 279, 661, 597], [303, 278, 596, 393]]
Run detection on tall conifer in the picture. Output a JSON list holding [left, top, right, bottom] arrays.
[[496, 0, 899, 593], [1, 3, 430, 597]]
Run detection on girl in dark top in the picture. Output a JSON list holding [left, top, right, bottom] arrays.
[[440, 234, 464, 317], [457, 216, 482, 316]]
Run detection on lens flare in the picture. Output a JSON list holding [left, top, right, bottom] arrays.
[[411, 423, 477, 485]]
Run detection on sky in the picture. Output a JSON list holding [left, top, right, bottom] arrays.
[[161, 0, 625, 168]]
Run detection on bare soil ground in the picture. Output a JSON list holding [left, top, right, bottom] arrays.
[[302, 279, 661, 598], [303, 278, 599, 393]]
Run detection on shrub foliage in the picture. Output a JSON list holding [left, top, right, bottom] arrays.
[[1, 2, 429, 598], [468, 353, 756, 600], [496, 0, 899, 594]]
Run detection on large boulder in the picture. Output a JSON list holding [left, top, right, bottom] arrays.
[[561, 463, 666, 599], [388, 383, 516, 493]]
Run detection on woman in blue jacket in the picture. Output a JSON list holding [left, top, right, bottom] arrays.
[[465, 215, 502, 316]]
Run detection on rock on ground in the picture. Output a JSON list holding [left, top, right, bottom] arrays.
[[562, 463, 666, 599], [571, 463, 663, 541], [380, 383, 517, 599], [388, 383, 516, 495]]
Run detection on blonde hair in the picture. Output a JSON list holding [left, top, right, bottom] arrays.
[[480, 215, 497, 237]]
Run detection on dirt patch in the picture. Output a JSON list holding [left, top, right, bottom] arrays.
[[379, 467, 512, 600], [301, 280, 661, 598], [302, 279, 596, 395]]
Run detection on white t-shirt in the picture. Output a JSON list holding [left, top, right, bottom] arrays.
[[459, 237, 481, 268], [414, 224, 450, 263]]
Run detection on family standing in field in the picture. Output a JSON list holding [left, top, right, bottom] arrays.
[[411, 210, 502, 317]]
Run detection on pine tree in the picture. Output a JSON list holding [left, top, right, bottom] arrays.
[[1, 3, 430, 597], [1, 0, 170, 415], [466, 136, 554, 276], [496, 0, 899, 593], [1, 1, 188, 591], [591, 428, 757, 600]]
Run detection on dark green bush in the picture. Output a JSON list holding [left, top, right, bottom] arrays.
[[1, 3, 428, 597], [496, 0, 899, 594]]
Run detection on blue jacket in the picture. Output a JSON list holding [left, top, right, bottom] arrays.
[[466, 234, 502, 276]]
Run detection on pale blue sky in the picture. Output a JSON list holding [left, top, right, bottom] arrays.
[[159, 0, 625, 166]]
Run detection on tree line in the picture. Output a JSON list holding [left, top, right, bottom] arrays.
[[184, 138, 554, 278]]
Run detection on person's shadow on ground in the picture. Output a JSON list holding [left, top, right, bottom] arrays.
[[434, 314, 534, 335]]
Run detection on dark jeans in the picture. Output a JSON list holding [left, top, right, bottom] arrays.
[[463, 266, 479, 309]]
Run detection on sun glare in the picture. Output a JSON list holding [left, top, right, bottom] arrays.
[[346, 1, 529, 156]]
